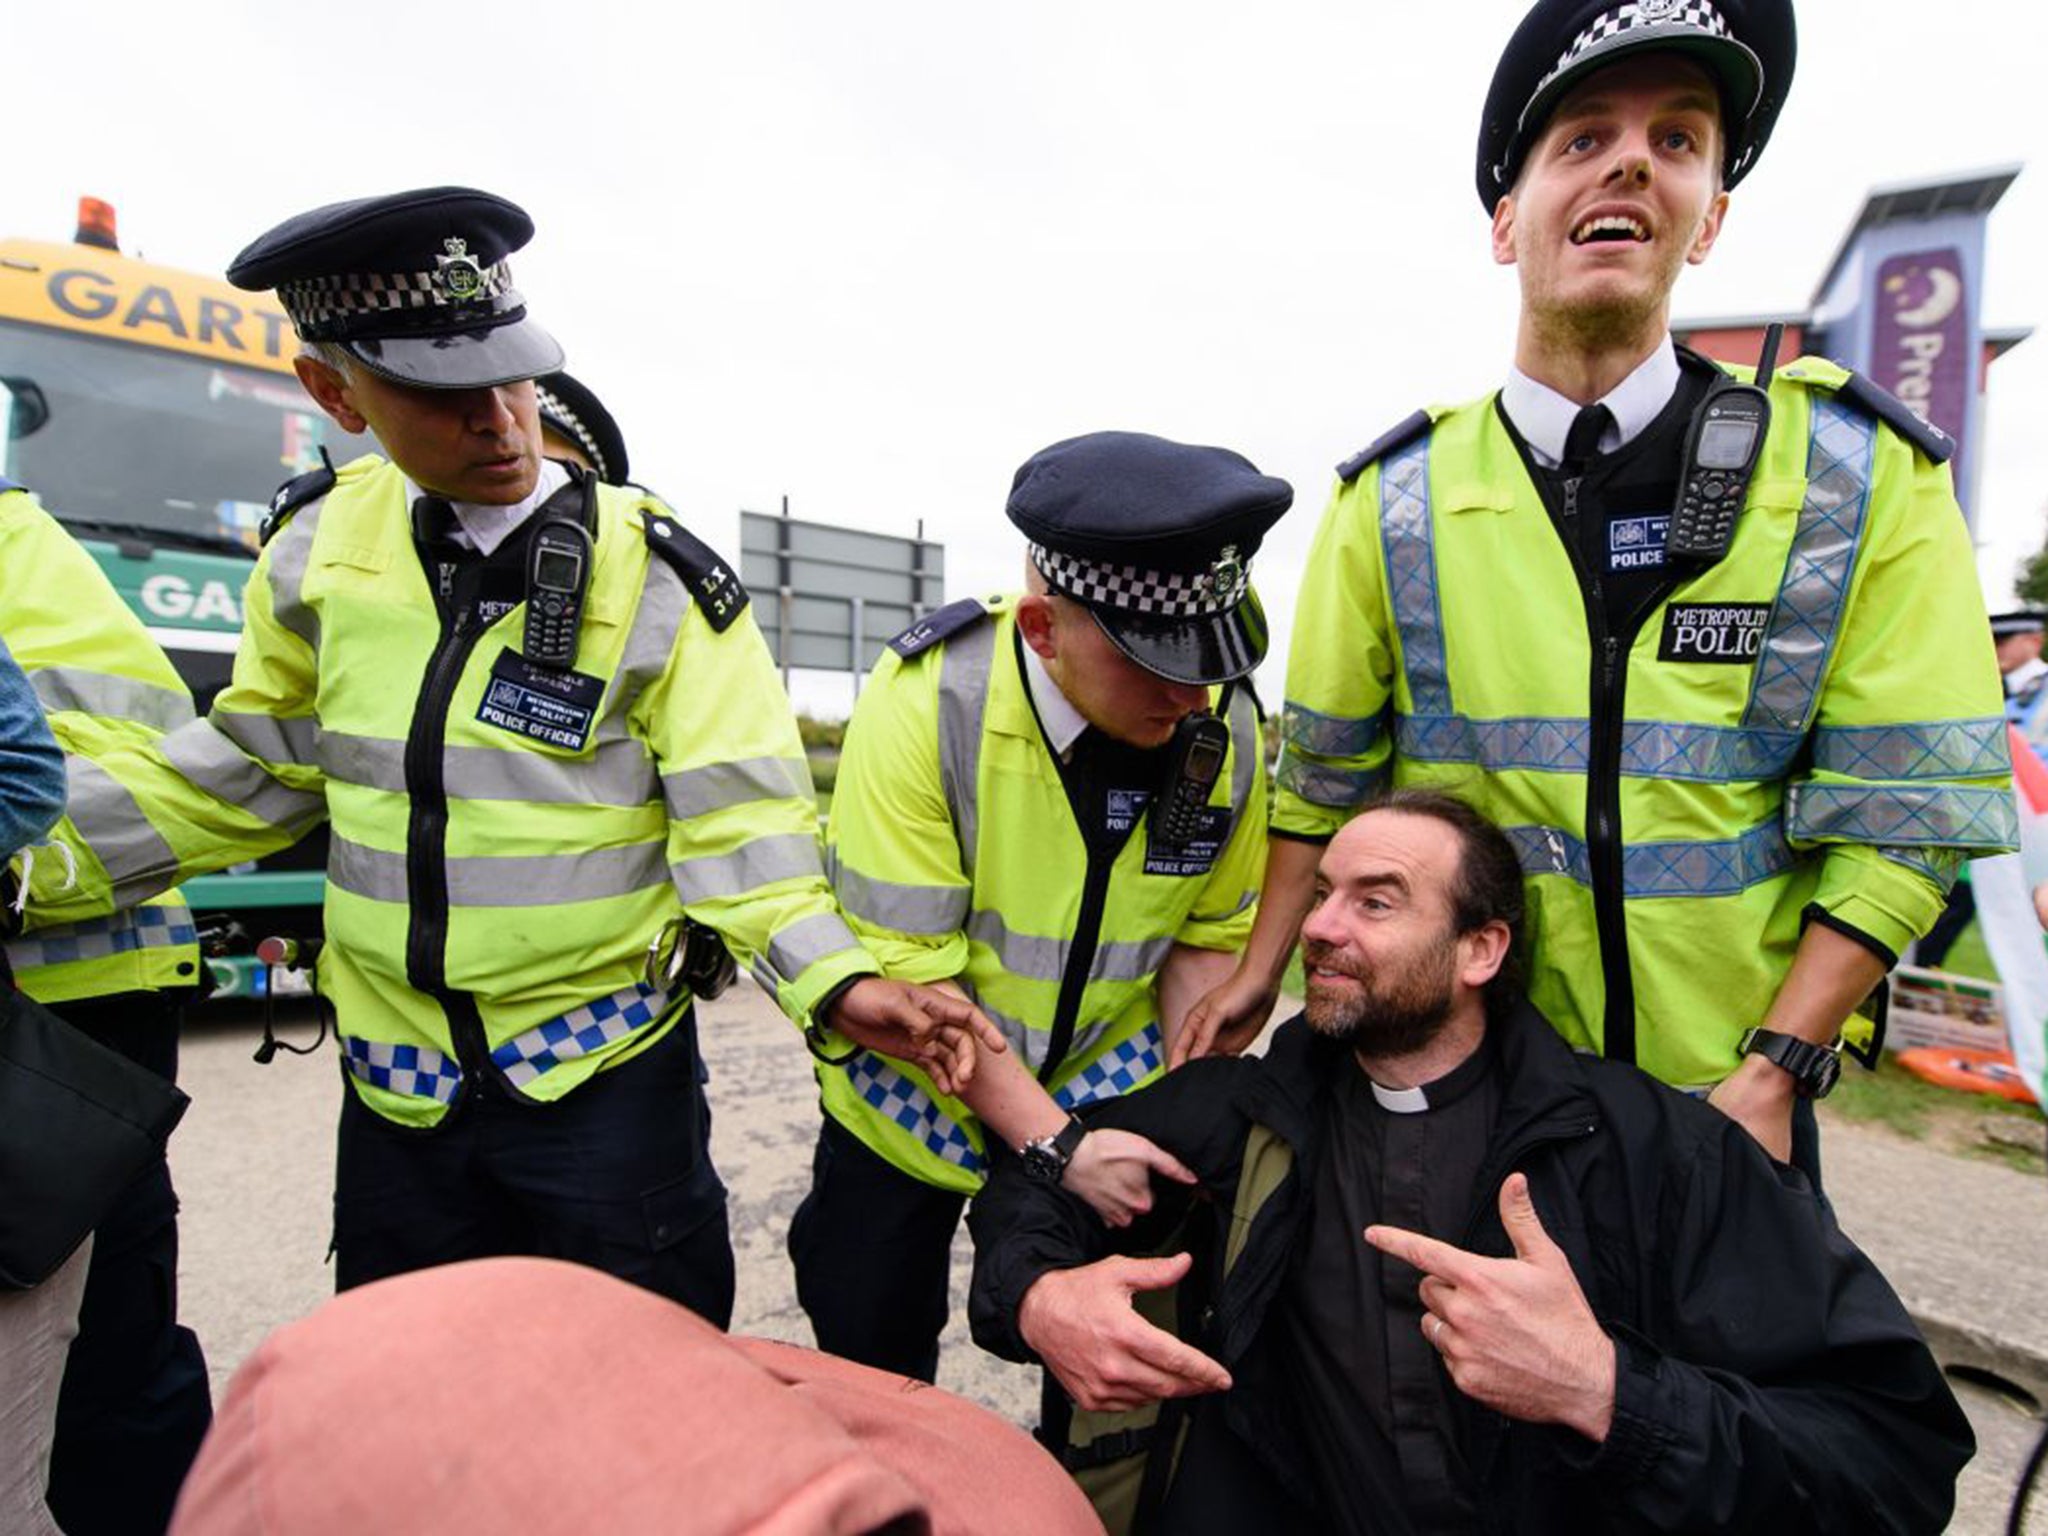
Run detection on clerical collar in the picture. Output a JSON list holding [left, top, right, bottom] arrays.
[[1501, 337, 1679, 470], [1363, 1033, 1496, 1115], [405, 458, 569, 557], [1021, 639, 1090, 758]]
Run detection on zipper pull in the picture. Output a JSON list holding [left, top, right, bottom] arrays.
[[1563, 476, 1580, 521], [1602, 635, 1620, 688]]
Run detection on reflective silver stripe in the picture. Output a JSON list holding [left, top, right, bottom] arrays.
[[670, 832, 826, 905], [1226, 685, 1258, 814], [212, 710, 319, 766], [1745, 397, 1875, 734], [765, 910, 863, 984], [318, 730, 659, 807], [4, 905, 198, 970], [1276, 752, 1383, 809], [964, 909, 1174, 985], [842, 1053, 982, 1173], [935, 620, 995, 880], [661, 755, 811, 819], [265, 504, 325, 652], [342, 1035, 462, 1105], [62, 756, 182, 907], [30, 668, 191, 733], [1190, 889, 1257, 924], [833, 862, 970, 936], [1378, 435, 1450, 716], [329, 836, 669, 906], [1399, 714, 1803, 782], [1279, 702, 1382, 759], [1508, 818, 1798, 897], [1811, 718, 2010, 782], [160, 720, 326, 830], [1052, 1023, 1164, 1110], [490, 982, 679, 1090], [1881, 846, 1965, 893], [1785, 782, 2018, 850], [598, 555, 690, 744]]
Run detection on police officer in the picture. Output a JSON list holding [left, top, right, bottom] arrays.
[[16, 187, 998, 1318], [791, 431, 1285, 1379], [534, 371, 630, 488], [1, 483, 212, 1534], [1186, 0, 2013, 1171]]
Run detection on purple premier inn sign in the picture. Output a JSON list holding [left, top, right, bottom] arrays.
[[1871, 248, 1972, 474]]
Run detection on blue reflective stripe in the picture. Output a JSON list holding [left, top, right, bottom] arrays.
[[1276, 752, 1384, 809], [4, 905, 197, 969], [1881, 846, 1965, 892], [1811, 718, 2010, 782], [1397, 714, 1803, 782], [1279, 703, 1383, 759], [342, 1036, 463, 1105], [490, 981, 679, 1090], [1745, 397, 1875, 734], [1785, 781, 2018, 850], [844, 1054, 983, 1174], [1053, 1024, 1164, 1111], [1508, 819, 1798, 897], [1378, 436, 1451, 716]]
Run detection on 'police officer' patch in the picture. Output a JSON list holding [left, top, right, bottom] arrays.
[[1145, 805, 1229, 877], [1659, 603, 1773, 664], [476, 650, 604, 750]]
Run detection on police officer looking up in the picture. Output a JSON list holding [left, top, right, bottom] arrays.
[[16, 187, 999, 1318], [1185, 0, 2012, 1174], [792, 432, 1284, 1380]]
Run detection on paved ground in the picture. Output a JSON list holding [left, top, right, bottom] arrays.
[[171, 984, 2047, 1532]]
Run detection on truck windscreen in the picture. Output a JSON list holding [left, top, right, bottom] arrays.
[[0, 319, 364, 550]]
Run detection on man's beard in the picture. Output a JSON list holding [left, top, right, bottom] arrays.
[[1302, 937, 1459, 1057]]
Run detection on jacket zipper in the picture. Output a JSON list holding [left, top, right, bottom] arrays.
[[402, 600, 492, 1075], [1038, 847, 1115, 1084]]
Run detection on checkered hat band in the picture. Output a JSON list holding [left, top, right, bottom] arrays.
[[1030, 543, 1247, 619], [280, 259, 514, 332], [535, 388, 608, 479], [1536, 0, 1732, 97]]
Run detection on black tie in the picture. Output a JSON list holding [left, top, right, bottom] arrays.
[[1561, 402, 1613, 475], [412, 495, 457, 542]]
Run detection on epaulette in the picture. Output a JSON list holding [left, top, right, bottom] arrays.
[[1336, 409, 1434, 483], [888, 598, 990, 659], [642, 511, 749, 633], [260, 453, 337, 546], [1831, 370, 1956, 466]]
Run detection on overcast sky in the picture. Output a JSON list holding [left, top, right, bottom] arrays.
[[13, 1, 2047, 714]]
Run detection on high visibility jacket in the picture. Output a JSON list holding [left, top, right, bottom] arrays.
[[1274, 359, 2014, 1090], [823, 597, 1266, 1192], [0, 486, 201, 1003], [24, 455, 875, 1127]]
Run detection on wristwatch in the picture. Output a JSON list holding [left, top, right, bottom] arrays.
[[1737, 1027, 1842, 1100], [1020, 1116, 1089, 1184]]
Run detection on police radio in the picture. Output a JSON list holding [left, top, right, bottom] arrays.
[[524, 518, 593, 670], [1151, 707, 1230, 844], [1667, 323, 1782, 564]]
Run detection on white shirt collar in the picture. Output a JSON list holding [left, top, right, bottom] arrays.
[[402, 459, 570, 557], [1501, 336, 1681, 470], [1022, 641, 1090, 758], [1369, 1080, 1431, 1115]]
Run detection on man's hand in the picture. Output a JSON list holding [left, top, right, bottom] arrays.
[[1169, 967, 1279, 1068], [1366, 1173, 1616, 1444], [824, 978, 1007, 1098], [1018, 1254, 1232, 1413], [1705, 1052, 1796, 1164], [1060, 1129, 1199, 1227]]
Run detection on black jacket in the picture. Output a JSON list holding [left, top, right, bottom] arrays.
[[969, 1001, 1972, 1535]]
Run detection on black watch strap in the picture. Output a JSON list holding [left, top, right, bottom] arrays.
[[1738, 1027, 1841, 1099]]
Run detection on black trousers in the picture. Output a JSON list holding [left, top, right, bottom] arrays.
[[332, 1008, 735, 1329], [46, 992, 213, 1536], [787, 1112, 966, 1382]]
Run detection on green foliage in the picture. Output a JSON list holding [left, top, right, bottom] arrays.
[[796, 715, 846, 752], [2020, 532, 2048, 609]]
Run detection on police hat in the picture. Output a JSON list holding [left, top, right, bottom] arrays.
[[1476, 0, 1796, 212], [228, 187, 564, 390], [536, 371, 630, 486], [1991, 610, 2046, 639], [1007, 431, 1292, 686]]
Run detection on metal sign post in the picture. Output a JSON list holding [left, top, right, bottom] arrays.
[[740, 503, 945, 679]]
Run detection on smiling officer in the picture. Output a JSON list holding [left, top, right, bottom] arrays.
[[1186, 0, 2012, 1175], [15, 186, 999, 1319]]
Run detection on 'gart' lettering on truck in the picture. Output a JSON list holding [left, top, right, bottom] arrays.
[[1, 202, 364, 997]]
